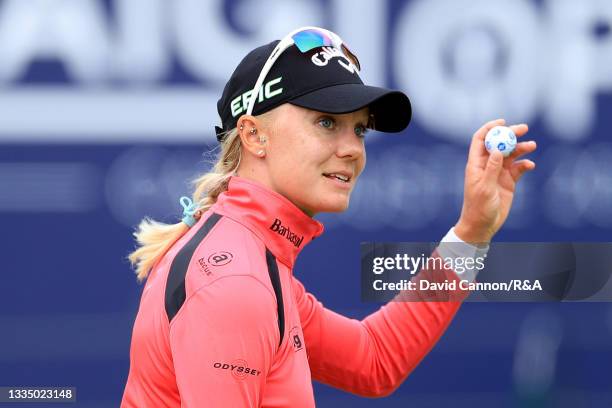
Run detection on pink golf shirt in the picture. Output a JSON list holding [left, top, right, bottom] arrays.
[[121, 176, 468, 407]]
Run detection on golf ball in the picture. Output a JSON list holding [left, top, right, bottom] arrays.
[[484, 126, 517, 157]]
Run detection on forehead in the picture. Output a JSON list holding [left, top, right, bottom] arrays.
[[293, 104, 370, 121]]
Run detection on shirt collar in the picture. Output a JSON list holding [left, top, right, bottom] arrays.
[[213, 176, 325, 268]]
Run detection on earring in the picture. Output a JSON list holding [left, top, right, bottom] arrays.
[[250, 128, 257, 135], [257, 150, 265, 157], [259, 136, 267, 144], [239, 124, 244, 131]]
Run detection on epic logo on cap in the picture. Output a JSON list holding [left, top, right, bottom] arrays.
[[230, 77, 284, 117]]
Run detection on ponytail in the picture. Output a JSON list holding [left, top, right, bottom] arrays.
[[128, 128, 243, 281]]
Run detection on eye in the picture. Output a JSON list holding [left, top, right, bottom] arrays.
[[355, 124, 368, 138], [318, 117, 335, 130]]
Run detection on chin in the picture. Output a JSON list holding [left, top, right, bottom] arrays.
[[316, 198, 350, 214]]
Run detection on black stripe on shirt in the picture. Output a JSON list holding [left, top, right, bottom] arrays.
[[266, 249, 285, 347], [165, 212, 222, 322]]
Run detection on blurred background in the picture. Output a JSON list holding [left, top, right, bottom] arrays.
[[0, 0, 611, 406]]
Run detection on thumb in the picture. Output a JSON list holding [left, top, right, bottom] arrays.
[[484, 149, 504, 185]]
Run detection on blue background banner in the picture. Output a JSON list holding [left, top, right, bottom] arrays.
[[1, 0, 611, 406]]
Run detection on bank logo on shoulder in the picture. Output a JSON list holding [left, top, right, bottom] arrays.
[[197, 257, 213, 276], [208, 251, 233, 266], [198, 251, 233, 276]]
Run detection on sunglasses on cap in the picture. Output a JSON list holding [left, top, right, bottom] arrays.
[[245, 26, 361, 116]]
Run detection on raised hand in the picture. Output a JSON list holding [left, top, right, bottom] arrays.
[[454, 119, 537, 244]]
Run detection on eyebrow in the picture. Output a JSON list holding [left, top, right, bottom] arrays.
[[353, 109, 370, 124], [342, 112, 369, 124], [311, 110, 369, 124]]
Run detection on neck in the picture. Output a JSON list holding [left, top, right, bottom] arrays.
[[235, 169, 316, 218], [211, 176, 324, 268]]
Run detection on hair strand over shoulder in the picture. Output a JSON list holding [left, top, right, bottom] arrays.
[[127, 128, 242, 281]]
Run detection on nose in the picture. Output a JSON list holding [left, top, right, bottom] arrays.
[[335, 128, 365, 160]]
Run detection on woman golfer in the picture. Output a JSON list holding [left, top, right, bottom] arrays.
[[121, 27, 536, 407]]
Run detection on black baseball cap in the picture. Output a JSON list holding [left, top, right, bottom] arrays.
[[215, 40, 412, 141]]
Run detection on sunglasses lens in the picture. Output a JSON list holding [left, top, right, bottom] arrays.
[[291, 28, 361, 72], [292, 29, 333, 52]]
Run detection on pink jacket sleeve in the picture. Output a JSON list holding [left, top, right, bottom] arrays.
[[293, 251, 467, 397], [169, 275, 279, 407]]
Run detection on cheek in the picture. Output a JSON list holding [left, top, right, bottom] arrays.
[[286, 152, 324, 182], [361, 148, 367, 169], [268, 127, 335, 185], [268, 144, 315, 188], [355, 150, 367, 179], [284, 139, 331, 171]]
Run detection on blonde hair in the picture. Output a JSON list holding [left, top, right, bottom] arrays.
[[128, 128, 242, 282]]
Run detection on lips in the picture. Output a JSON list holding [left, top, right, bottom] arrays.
[[323, 172, 351, 183]]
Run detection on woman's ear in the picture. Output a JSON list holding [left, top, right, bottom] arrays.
[[238, 115, 268, 158]]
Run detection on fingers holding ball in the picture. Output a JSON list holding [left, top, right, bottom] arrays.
[[484, 126, 517, 157]]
